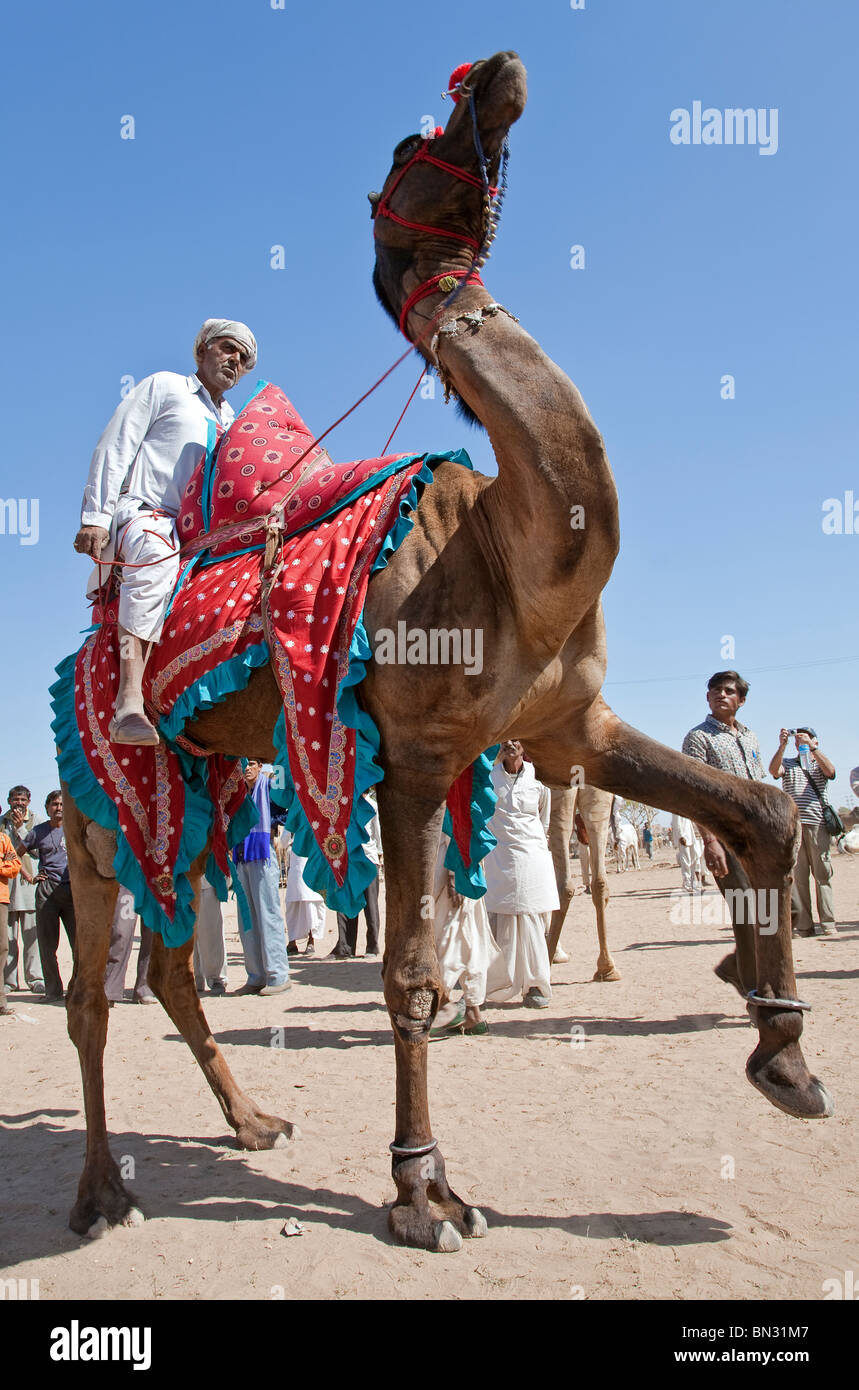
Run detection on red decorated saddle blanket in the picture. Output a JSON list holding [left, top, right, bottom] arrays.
[[52, 383, 496, 944]]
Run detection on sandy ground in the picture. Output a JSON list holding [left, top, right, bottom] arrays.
[[2, 852, 857, 1301]]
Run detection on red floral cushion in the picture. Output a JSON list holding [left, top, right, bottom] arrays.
[[177, 382, 323, 557]]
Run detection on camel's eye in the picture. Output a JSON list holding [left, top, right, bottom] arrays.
[[393, 135, 422, 165]]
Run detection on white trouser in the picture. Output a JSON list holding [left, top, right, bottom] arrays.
[[677, 845, 696, 892], [116, 509, 180, 643], [194, 880, 227, 987], [487, 911, 552, 1002], [286, 899, 326, 941]]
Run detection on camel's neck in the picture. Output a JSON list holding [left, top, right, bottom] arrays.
[[423, 282, 619, 649]]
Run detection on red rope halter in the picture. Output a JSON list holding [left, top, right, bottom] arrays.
[[374, 138, 497, 254], [396, 268, 485, 337]]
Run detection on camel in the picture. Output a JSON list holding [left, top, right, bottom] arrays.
[[616, 821, 641, 872], [61, 50, 833, 1256], [547, 786, 619, 981]]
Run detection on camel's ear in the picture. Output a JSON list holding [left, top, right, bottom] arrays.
[[367, 190, 381, 219]]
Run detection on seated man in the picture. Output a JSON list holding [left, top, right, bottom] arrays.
[[74, 319, 258, 745]]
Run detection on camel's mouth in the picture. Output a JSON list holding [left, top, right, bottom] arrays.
[[454, 51, 527, 136]]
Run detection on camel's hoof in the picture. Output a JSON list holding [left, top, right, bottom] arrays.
[[714, 954, 746, 999], [434, 1220, 463, 1253], [236, 1117, 299, 1151], [69, 1167, 139, 1236], [746, 1036, 835, 1120], [122, 1207, 145, 1228], [747, 1065, 834, 1120], [464, 1206, 488, 1238], [593, 967, 621, 982]]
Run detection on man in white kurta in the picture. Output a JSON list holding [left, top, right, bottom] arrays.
[[430, 832, 511, 1034], [74, 319, 257, 745], [283, 833, 327, 956], [484, 741, 559, 1008], [672, 814, 703, 892], [193, 879, 229, 995], [331, 798, 383, 958]]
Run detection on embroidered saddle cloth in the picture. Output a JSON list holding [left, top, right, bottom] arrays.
[[52, 383, 496, 944]]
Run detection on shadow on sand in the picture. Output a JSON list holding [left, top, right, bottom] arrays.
[[0, 1120, 733, 1268]]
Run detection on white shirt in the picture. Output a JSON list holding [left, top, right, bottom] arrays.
[[363, 808, 383, 867], [671, 815, 702, 851], [482, 762, 560, 915], [80, 372, 235, 530], [281, 835, 324, 903]]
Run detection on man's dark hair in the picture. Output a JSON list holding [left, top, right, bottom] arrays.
[[707, 670, 750, 700], [45, 789, 62, 809], [8, 785, 30, 800]]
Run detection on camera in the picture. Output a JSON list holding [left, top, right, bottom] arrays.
[[785, 728, 796, 736]]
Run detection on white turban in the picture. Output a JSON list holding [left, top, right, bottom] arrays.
[[193, 318, 257, 372]]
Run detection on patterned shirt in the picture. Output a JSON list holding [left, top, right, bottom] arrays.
[[779, 757, 832, 827], [682, 714, 766, 782]]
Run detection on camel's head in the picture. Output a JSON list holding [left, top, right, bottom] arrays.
[[370, 51, 527, 368]]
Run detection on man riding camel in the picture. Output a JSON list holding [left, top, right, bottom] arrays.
[[74, 318, 258, 745]]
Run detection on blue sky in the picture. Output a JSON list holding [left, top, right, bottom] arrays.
[[2, 0, 857, 815]]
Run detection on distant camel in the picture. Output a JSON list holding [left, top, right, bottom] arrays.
[[616, 821, 640, 872], [547, 786, 618, 981]]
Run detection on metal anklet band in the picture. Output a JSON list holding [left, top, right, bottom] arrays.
[[747, 990, 811, 1013], [389, 1138, 438, 1158]]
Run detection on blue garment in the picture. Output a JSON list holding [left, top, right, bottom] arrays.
[[237, 773, 272, 864], [235, 856, 289, 987]]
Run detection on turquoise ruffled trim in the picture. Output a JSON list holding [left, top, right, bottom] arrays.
[[442, 745, 499, 898], [51, 653, 215, 947], [157, 642, 270, 747]]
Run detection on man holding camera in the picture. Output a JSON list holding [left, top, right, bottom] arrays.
[[768, 728, 838, 937]]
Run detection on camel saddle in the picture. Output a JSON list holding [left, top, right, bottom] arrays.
[[52, 382, 497, 943]]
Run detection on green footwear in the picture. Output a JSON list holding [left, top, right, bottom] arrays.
[[463, 1020, 489, 1036], [430, 1003, 465, 1036]]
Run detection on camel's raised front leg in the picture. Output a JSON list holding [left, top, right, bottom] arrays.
[[63, 790, 142, 1235], [376, 779, 488, 1253], [579, 786, 618, 981], [147, 852, 299, 1153], [530, 711, 833, 1121]]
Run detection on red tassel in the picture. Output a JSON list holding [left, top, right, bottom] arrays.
[[448, 62, 473, 103]]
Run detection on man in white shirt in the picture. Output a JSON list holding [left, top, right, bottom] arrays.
[[671, 814, 703, 893], [331, 795, 383, 959], [74, 318, 258, 745], [484, 740, 559, 1009]]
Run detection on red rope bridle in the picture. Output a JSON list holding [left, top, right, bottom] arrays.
[[374, 140, 497, 251], [373, 130, 501, 339]]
